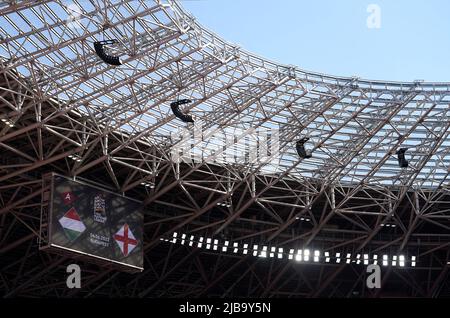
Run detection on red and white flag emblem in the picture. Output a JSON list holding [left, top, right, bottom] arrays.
[[114, 224, 138, 257], [62, 192, 76, 205]]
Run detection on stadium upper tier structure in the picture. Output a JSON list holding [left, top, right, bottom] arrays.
[[0, 0, 449, 298]]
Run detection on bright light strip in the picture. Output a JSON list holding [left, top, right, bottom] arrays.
[[314, 250, 320, 263], [278, 248, 283, 259], [172, 232, 178, 244], [163, 233, 418, 268], [270, 247, 276, 258], [295, 250, 303, 262], [198, 237, 204, 248], [197, 236, 204, 248], [222, 241, 229, 252], [68, 154, 83, 162], [363, 254, 369, 265], [399, 255, 405, 267], [253, 245, 258, 257], [346, 253, 351, 264], [304, 249, 310, 262], [288, 249, 294, 260], [1, 118, 15, 127], [383, 255, 388, 266], [260, 246, 268, 258], [140, 182, 154, 188]]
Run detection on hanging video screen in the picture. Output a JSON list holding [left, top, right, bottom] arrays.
[[49, 175, 143, 272]]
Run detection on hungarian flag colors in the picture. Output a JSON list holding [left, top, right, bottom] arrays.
[[59, 207, 86, 241]]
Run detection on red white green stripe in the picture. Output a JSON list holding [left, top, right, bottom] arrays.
[[59, 207, 86, 241]]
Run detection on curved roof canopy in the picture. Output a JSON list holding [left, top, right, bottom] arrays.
[[0, 0, 449, 189]]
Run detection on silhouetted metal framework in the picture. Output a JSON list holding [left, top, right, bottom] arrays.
[[0, 0, 449, 297]]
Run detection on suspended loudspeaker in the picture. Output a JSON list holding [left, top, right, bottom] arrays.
[[396, 148, 409, 168], [171, 99, 194, 123], [296, 137, 312, 159], [94, 40, 122, 66]]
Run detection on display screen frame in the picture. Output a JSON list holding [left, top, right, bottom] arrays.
[[43, 173, 144, 272]]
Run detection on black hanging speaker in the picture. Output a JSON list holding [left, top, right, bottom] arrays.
[[170, 99, 195, 123], [396, 148, 409, 168], [296, 137, 312, 159], [94, 40, 123, 66]]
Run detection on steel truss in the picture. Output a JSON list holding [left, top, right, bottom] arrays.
[[0, 0, 449, 297]]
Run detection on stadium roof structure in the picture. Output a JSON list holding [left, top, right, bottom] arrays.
[[0, 0, 449, 297]]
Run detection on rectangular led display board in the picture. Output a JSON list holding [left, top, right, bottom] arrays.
[[40, 174, 143, 272]]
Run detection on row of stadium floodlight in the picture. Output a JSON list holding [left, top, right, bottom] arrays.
[[161, 233, 417, 267]]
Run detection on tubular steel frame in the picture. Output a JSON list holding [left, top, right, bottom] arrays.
[[0, 0, 449, 297]]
